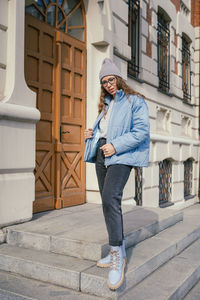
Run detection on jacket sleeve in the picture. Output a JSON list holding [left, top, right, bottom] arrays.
[[111, 96, 150, 154]]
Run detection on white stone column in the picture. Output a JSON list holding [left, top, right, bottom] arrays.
[[0, 0, 40, 227]]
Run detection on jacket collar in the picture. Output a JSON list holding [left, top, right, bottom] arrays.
[[104, 89, 125, 105]]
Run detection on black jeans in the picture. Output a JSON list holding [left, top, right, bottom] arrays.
[[95, 138, 132, 246]]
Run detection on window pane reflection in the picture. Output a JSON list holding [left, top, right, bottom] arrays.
[[68, 28, 84, 41], [58, 8, 64, 24], [63, 0, 80, 16], [68, 7, 83, 26], [47, 5, 56, 27], [25, 5, 45, 22], [59, 22, 66, 32]]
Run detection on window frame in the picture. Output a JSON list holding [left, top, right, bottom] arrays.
[[157, 10, 170, 93], [134, 167, 143, 205], [159, 159, 172, 206], [25, 0, 86, 42], [184, 159, 193, 198], [128, 0, 140, 78], [182, 35, 191, 102]]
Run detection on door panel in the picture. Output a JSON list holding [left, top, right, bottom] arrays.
[[25, 15, 86, 212], [25, 15, 56, 212], [56, 31, 86, 208]]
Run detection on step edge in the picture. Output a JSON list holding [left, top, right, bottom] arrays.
[[0, 287, 36, 300], [5, 211, 183, 261], [0, 251, 82, 291], [169, 264, 200, 300], [80, 226, 200, 298], [0, 225, 200, 299], [121, 239, 200, 299]]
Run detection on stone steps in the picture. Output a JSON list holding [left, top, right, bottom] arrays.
[[184, 278, 200, 299], [120, 238, 200, 300], [5, 204, 183, 261], [0, 205, 200, 299], [0, 270, 102, 300], [81, 214, 200, 299]]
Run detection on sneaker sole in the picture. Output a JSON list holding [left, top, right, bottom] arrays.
[[107, 258, 126, 290], [97, 257, 127, 268], [96, 262, 110, 268]]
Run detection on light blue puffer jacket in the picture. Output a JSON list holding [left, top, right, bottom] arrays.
[[91, 89, 150, 167]]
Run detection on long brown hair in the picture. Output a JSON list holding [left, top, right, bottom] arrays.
[[98, 76, 145, 114]]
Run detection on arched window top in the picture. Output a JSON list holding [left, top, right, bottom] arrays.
[[182, 33, 192, 45], [25, 0, 86, 42], [158, 6, 171, 27]]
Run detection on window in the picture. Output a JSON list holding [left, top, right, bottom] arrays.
[[182, 35, 191, 102], [134, 167, 142, 205], [157, 10, 170, 92], [159, 159, 172, 205], [128, 0, 140, 78], [25, 0, 86, 42], [184, 159, 193, 198]]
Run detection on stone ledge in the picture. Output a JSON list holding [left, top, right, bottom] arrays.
[[0, 103, 40, 123], [151, 133, 200, 146]]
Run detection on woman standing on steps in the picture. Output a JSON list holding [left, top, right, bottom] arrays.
[[84, 58, 150, 290]]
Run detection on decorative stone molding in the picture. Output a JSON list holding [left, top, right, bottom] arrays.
[[0, 230, 5, 243], [156, 106, 171, 133], [180, 0, 190, 16], [181, 114, 192, 137], [0, 24, 7, 31], [150, 0, 177, 28], [0, 63, 6, 70]]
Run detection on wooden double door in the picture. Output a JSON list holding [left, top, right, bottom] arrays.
[[25, 15, 86, 212]]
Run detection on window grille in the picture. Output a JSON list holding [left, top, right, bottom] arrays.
[[159, 160, 172, 205], [184, 159, 193, 198], [182, 37, 191, 102], [157, 12, 170, 92], [134, 167, 142, 205], [128, 0, 140, 78], [25, 0, 86, 42]]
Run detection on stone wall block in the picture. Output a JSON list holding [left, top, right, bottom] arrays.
[[151, 10, 157, 28], [0, 69, 6, 100], [113, 16, 128, 44], [172, 182, 184, 203], [141, 1, 147, 19], [141, 18, 149, 38], [111, 0, 128, 24], [143, 187, 159, 207], [0, 0, 8, 27], [0, 30, 7, 66], [156, 142, 169, 162], [142, 35, 147, 53]]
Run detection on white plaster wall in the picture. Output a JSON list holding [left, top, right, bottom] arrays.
[[0, 0, 8, 100]]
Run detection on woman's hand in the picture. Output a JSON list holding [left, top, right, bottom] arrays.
[[84, 128, 93, 139], [100, 143, 116, 157]]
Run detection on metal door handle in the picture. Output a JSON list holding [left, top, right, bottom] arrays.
[[62, 131, 70, 134], [60, 126, 70, 142]]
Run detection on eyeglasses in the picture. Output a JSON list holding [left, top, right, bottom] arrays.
[[101, 77, 116, 87]]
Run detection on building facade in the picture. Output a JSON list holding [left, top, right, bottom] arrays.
[[0, 0, 199, 227]]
